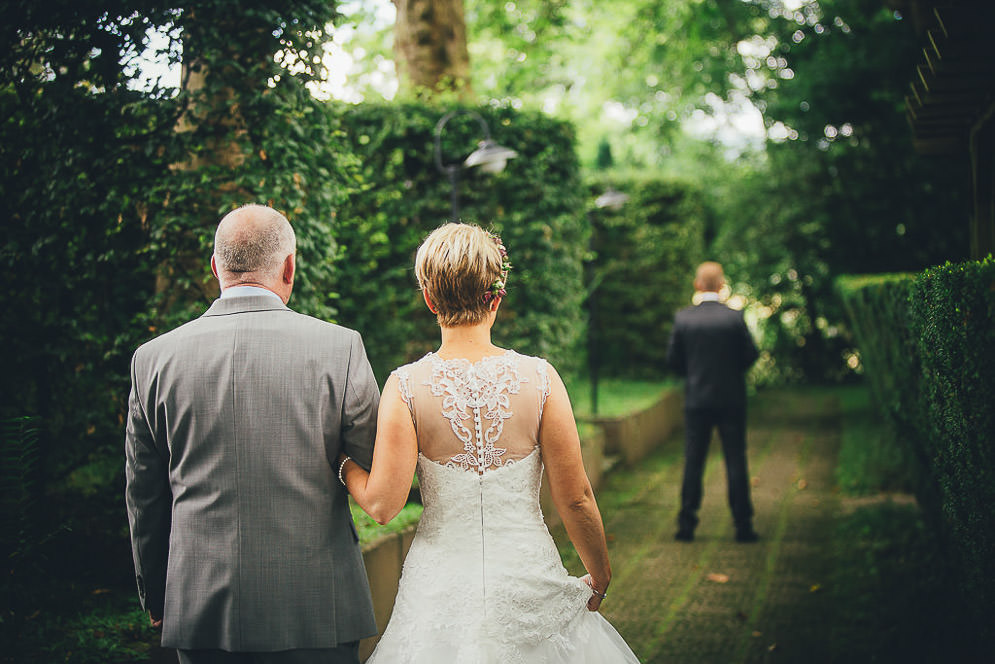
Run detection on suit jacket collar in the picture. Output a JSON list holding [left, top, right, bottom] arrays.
[[201, 295, 291, 317]]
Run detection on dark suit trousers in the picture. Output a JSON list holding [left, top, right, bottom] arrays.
[[176, 643, 360, 664], [678, 407, 754, 531]]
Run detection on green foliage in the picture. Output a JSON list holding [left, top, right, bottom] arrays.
[[835, 274, 930, 492], [712, 0, 969, 384], [831, 502, 958, 662], [351, 500, 424, 545], [5, 589, 161, 664], [145, 1, 356, 327], [0, 5, 358, 648], [833, 384, 917, 495], [909, 257, 995, 636], [839, 258, 995, 643], [565, 378, 674, 419], [586, 175, 706, 378], [1, 417, 52, 641], [331, 102, 589, 381], [340, 0, 769, 166]]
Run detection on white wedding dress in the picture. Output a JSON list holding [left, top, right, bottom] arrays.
[[366, 350, 639, 664]]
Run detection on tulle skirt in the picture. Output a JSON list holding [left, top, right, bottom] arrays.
[[366, 580, 640, 664]]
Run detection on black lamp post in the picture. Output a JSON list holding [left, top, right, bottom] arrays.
[[587, 188, 630, 415], [433, 110, 518, 222]]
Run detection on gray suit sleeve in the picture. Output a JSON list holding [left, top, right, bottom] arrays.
[[124, 351, 171, 620], [341, 331, 379, 471]]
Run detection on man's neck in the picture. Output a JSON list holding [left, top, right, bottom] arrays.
[[220, 284, 283, 302]]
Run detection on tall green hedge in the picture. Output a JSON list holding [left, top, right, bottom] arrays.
[[1, 5, 357, 528], [330, 102, 588, 381], [910, 257, 995, 627], [838, 257, 995, 641], [585, 175, 706, 378], [835, 274, 933, 496]]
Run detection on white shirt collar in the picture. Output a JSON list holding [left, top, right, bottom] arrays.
[[698, 291, 721, 302], [220, 285, 283, 302]]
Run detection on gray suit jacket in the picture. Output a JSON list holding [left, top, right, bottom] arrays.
[[125, 294, 379, 651]]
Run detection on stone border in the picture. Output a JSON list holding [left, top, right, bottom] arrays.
[[359, 526, 417, 660], [580, 387, 683, 466]]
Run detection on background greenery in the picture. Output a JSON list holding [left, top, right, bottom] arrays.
[[332, 102, 588, 381], [585, 175, 707, 379]]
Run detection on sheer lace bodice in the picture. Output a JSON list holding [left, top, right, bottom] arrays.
[[393, 350, 549, 475], [367, 351, 639, 664]]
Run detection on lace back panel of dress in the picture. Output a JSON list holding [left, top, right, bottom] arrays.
[[394, 352, 550, 475]]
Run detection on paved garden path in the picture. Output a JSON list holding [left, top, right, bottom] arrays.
[[554, 389, 847, 664]]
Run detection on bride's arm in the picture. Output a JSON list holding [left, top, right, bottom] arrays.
[[340, 374, 419, 525], [540, 366, 612, 611]]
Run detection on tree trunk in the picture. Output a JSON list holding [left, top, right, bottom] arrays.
[[158, 11, 253, 305], [392, 0, 472, 97]]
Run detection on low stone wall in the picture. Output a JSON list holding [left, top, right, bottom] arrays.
[[581, 387, 683, 466], [359, 526, 417, 660]]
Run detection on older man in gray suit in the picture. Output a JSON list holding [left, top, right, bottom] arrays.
[[126, 204, 379, 664]]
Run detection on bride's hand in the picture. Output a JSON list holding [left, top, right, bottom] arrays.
[[581, 574, 608, 612]]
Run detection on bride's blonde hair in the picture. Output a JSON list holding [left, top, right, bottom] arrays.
[[415, 223, 507, 327]]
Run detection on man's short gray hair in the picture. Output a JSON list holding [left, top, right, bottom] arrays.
[[214, 204, 296, 280]]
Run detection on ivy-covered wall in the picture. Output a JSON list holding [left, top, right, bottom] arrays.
[[837, 257, 995, 640], [585, 175, 707, 378], [330, 102, 589, 382]]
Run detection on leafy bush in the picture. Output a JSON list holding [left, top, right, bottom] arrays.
[[909, 257, 995, 635], [838, 258, 995, 643], [0, 5, 359, 648], [585, 175, 706, 378], [835, 275, 932, 498], [331, 102, 589, 381]]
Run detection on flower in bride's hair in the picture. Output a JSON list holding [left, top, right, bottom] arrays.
[[483, 231, 511, 303]]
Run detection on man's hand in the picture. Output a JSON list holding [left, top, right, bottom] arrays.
[[150, 614, 163, 629]]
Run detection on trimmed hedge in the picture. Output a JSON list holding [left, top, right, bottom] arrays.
[[585, 175, 707, 378], [837, 257, 995, 641], [910, 258, 995, 626], [330, 102, 588, 381], [835, 274, 932, 496]]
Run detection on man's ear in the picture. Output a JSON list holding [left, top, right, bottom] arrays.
[[211, 255, 220, 280], [282, 253, 295, 285], [488, 296, 502, 312]]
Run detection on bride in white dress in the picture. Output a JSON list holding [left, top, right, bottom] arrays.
[[338, 223, 639, 663]]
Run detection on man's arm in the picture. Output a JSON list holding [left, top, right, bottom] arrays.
[[341, 331, 380, 471], [739, 314, 759, 370], [124, 351, 171, 627], [666, 315, 687, 376]]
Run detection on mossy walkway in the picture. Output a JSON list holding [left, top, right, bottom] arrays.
[[553, 388, 943, 664]]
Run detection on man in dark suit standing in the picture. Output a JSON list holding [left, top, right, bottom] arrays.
[[666, 261, 759, 543]]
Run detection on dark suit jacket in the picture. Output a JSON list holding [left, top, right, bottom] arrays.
[[125, 295, 379, 651], [666, 300, 759, 410]]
